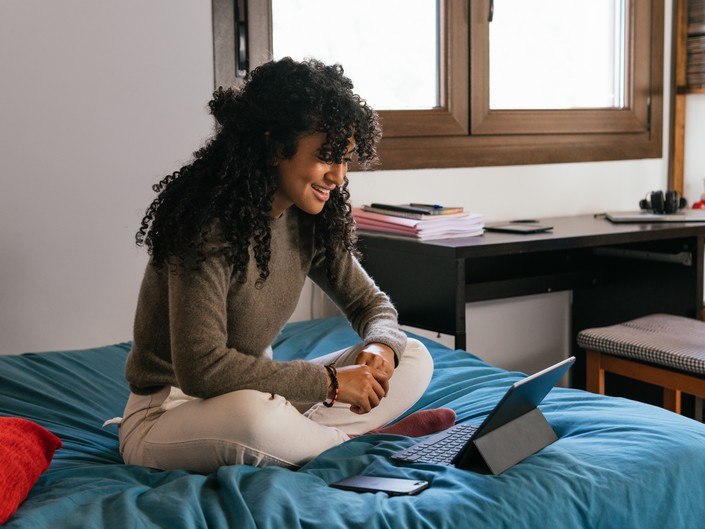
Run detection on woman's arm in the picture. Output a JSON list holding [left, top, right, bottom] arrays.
[[163, 250, 329, 402], [308, 244, 407, 365]]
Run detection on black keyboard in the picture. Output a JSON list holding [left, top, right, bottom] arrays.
[[391, 423, 478, 466]]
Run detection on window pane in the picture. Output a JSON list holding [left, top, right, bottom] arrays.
[[489, 0, 627, 110], [271, 0, 440, 110]]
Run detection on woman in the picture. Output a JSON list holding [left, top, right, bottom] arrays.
[[119, 58, 454, 473]]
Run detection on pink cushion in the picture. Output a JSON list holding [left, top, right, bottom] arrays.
[[0, 417, 62, 524]]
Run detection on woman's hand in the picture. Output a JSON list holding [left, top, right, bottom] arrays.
[[355, 343, 395, 382], [333, 364, 389, 414]]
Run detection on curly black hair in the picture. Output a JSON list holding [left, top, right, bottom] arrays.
[[136, 57, 381, 286]]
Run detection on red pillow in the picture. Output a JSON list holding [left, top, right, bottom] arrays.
[[0, 417, 62, 524]]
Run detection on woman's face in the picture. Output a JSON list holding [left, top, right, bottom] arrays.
[[270, 132, 354, 218]]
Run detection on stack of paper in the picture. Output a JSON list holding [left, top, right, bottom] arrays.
[[353, 208, 484, 240]]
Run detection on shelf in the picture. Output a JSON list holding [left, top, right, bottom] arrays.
[[669, 0, 703, 193], [677, 86, 705, 94]]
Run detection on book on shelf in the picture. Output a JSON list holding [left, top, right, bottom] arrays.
[[690, 23, 705, 35], [688, 35, 705, 49], [689, 0, 705, 21], [688, 53, 705, 65]]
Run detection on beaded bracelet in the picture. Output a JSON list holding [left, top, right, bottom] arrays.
[[323, 364, 339, 408]]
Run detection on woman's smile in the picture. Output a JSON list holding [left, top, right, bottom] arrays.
[[311, 183, 334, 202], [271, 132, 354, 217]]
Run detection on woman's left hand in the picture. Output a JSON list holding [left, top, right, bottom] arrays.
[[356, 343, 395, 394]]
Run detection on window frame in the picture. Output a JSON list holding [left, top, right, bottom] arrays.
[[212, 0, 664, 170]]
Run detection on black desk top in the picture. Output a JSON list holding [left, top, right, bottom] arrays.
[[358, 214, 705, 259]]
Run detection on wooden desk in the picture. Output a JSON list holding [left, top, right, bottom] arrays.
[[358, 215, 705, 390]]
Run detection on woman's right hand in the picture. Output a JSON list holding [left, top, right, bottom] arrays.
[[332, 364, 389, 414]]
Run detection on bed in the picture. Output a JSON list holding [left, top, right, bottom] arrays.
[[2, 316, 705, 528]]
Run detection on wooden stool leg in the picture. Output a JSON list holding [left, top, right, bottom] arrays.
[[586, 350, 605, 395], [663, 388, 682, 414]]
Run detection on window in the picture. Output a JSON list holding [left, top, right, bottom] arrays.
[[212, 0, 664, 170], [272, 0, 441, 111], [489, 0, 627, 110]]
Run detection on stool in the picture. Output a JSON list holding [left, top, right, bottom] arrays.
[[577, 314, 705, 414]]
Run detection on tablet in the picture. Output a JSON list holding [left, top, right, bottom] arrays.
[[484, 223, 553, 234]]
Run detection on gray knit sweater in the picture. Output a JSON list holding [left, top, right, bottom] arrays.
[[124, 207, 406, 403]]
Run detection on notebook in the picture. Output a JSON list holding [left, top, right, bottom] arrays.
[[391, 357, 575, 473], [605, 210, 705, 223]]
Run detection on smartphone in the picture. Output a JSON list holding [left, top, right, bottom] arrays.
[[485, 223, 553, 234], [329, 475, 429, 496]]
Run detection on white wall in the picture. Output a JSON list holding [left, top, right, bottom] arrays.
[[0, 1, 701, 370], [683, 94, 705, 201], [0, 0, 214, 354]]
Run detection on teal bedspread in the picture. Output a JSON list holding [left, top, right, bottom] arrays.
[[2, 317, 705, 528]]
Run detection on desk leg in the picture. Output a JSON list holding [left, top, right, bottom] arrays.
[[454, 258, 466, 351]]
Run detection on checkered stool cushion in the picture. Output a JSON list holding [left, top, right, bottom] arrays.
[[577, 314, 705, 375]]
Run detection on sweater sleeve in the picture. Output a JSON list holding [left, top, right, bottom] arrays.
[[308, 243, 407, 362], [166, 246, 328, 402]]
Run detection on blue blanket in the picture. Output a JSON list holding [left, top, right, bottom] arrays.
[[2, 317, 705, 528]]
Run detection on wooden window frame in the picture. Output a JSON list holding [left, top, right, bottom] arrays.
[[212, 0, 664, 171]]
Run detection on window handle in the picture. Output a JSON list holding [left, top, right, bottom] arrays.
[[238, 20, 248, 71], [488, 0, 494, 22], [235, 0, 249, 77]]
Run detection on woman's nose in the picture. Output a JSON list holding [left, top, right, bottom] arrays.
[[325, 162, 346, 186]]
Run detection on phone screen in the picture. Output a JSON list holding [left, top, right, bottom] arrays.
[[330, 475, 429, 496]]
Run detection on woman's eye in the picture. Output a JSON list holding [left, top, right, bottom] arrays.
[[316, 154, 350, 165]]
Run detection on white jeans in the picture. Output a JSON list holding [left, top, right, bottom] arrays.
[[119, 338, 433, 473]]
